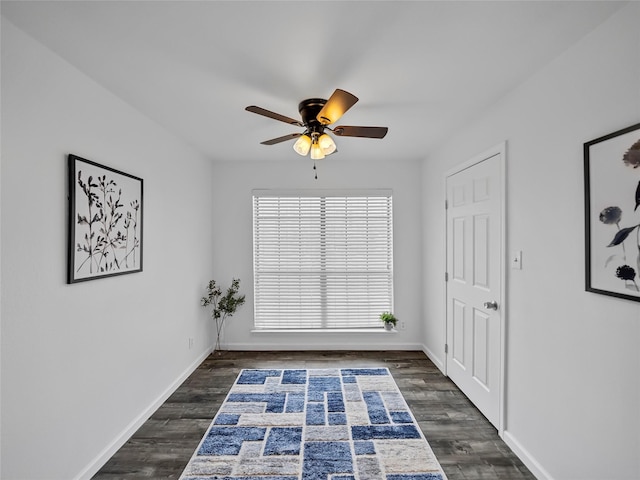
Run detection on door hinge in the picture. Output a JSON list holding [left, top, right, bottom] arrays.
[[445, 343, 449, 354], [445, 199, 448, 209], [445, 272, 449, 282]]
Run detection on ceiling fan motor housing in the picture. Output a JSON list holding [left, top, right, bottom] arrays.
[[298, 98, 327, 135]]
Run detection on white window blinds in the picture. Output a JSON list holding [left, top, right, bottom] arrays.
[[252, 190, 393, 330]]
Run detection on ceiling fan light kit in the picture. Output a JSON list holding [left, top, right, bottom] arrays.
[[310, 142, 325, 161], [245, 88, 388, 177], [292, 134, 311, 155], [317, 133, 336, 155]]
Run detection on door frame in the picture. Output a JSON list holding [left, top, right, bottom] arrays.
[[443, 141, 507, 435]]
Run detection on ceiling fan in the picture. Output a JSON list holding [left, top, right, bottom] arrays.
[[245, 89, 388, 160]]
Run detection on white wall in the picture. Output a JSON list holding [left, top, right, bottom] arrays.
[[209, 157, 425, 351], [4, 3, 638, 480], [1, 19, 216, 480], [422, 4, 639, 479]]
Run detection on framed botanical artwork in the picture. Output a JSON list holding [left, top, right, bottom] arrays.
[[584, 122, 640, 302], [67, 154, 143, 283]]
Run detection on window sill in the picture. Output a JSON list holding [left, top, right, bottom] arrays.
[[251, 328, 397, 334]]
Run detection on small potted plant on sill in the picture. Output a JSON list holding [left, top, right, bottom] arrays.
[[380, 311, 398, 331], [201, 278, 246, 354]]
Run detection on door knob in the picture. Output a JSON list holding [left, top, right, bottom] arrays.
[[483, 300, 498, 311]]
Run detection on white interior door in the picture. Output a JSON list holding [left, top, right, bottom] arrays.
[[445, 147, 504, 429]]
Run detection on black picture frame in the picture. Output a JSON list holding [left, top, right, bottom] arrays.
[[584, 122, 640, 302], [67, 154, 143, 283]]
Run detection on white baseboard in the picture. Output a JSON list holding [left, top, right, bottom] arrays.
[[421, 344, 445, 374], [502, 430, 552, 480], [225, 343, 424, 351], [74, 346, 213, 480]]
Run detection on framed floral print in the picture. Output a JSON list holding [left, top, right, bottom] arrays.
[[67, 154, 143, 283], [584, 122, 640, 302]]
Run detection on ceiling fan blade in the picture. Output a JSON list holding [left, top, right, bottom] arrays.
[[246, 105, 303, 127], [332, 126, 388, 139], [260, 133, 302, 145], [316, 89, 359, 125]]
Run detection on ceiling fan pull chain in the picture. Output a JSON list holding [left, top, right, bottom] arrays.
[[313, 162, 317, 180]]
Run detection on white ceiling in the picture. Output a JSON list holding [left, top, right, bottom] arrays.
[[1, 1, 626, 162]]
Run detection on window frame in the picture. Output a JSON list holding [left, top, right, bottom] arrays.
[[252, 189, 394, 331]]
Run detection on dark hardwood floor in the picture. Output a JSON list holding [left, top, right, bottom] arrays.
[[92, 351, 535, 480]]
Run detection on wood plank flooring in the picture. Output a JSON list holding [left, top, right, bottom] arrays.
[[92, 351, 535, 480]]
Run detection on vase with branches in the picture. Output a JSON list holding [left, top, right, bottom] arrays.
[[201, 278, 246, 354]]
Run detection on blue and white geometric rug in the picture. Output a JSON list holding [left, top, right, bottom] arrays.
[[179, 368, 447, 480]]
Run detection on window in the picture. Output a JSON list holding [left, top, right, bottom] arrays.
[[253, 190, 393, 330]]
